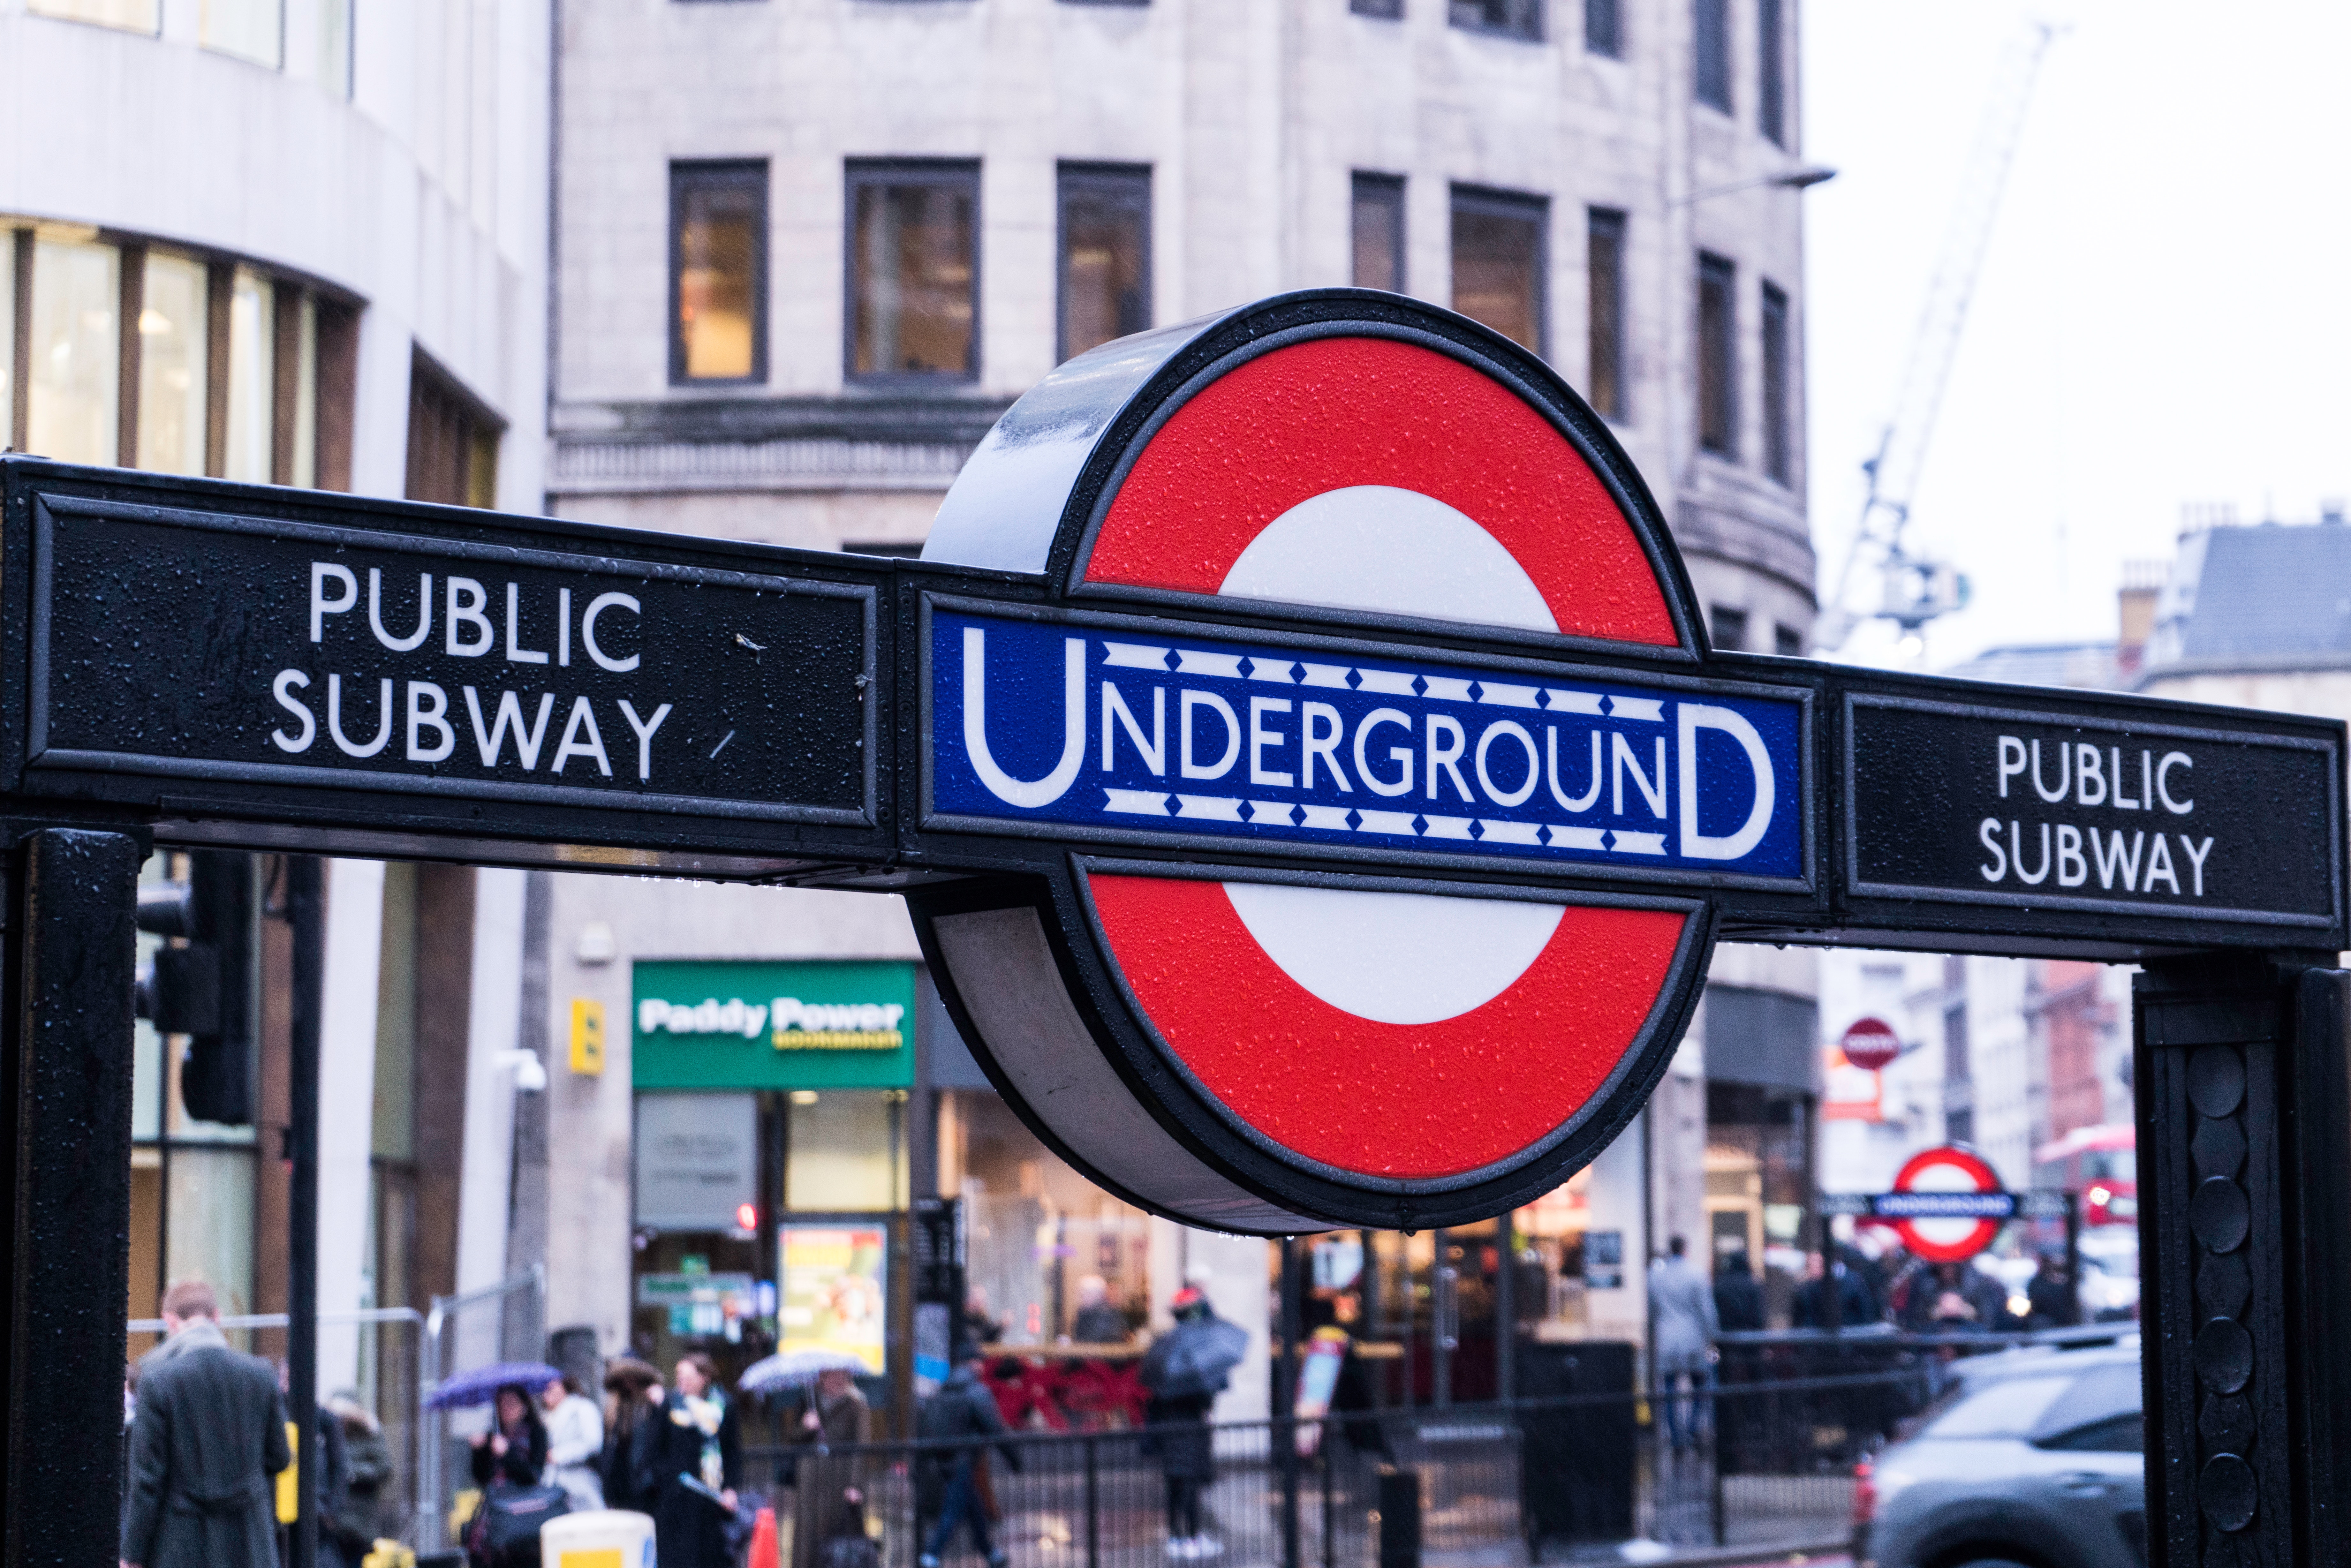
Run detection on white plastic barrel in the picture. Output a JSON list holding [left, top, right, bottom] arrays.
[[539, 1509, 658, 1568]]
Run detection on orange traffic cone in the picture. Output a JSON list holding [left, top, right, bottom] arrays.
[[748, 1506, 782, 1568]]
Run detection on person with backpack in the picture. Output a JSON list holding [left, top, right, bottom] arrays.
[[465, 1385, 564, 1568], [916, 1343, 1020, 1568], [790, 1368, 875, 1568]]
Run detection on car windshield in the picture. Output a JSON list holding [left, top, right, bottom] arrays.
[[1923, 1374, 2076, 1438]]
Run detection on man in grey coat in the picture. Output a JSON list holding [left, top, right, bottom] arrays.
[[1647, 1236, 1720, 1454], [121, 1279, 291, 1568]]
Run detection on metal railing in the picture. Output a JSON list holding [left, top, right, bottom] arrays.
[[417, 1266, 547, 1551], [730, 1368, 1951, 1568]]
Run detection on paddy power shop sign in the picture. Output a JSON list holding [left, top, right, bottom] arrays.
[[632, 960, 916, 1089]]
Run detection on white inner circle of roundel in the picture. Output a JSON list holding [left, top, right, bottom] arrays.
[[1216, 485, 1560, 633], [1904, 1153, 1995, 1249], [1223, 881, 1564, 1026]]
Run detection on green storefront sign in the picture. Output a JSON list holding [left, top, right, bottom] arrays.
[[633, 959, 916, 1089]]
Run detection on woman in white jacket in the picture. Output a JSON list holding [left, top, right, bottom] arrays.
[[540, 1373, 607, 1513]]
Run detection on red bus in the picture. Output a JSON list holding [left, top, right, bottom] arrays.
[[2032, 1123, 2137, 1225]]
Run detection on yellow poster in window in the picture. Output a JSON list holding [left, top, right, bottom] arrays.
[[778, 1224, 888, 1374]]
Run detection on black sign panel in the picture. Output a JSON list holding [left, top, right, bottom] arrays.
[[1844, 691, 2342, 941], [29, 495, 877, 827]]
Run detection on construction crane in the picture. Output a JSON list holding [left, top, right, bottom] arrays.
[[1817, 22, 2060, 652]]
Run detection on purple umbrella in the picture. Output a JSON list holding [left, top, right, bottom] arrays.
[[426, 1360, 564, 1411]]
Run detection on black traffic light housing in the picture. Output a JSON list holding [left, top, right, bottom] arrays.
[[133, 850, 260, 1126]]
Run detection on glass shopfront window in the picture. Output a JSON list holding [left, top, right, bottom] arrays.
[[28, 234, 119, 464], [136, 252, 208, 474]]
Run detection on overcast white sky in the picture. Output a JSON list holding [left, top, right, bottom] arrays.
[[1802, 1, 2351, 668]]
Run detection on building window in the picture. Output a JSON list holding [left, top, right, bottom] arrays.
[[1694, 0, 1730, 113], [1058, 164, 1151, 364], [1758, 0, 1785, 145], [1697, 252, 1736, 457], [1586, 208, 1626, 419], [317, 0, 353, 97], [27, 0, 159, 33], [1585, 0, 1619, 55], [1761, 279, 1791, 484], [201, 0, 284, 68], [1451, 187, 1546, 356], [405, 351, 501, 509], [1353, 174, 1406, 294], [1711, 605, 1748, 651], [27, 234, 120, 466], [1774, 624, 1804, 657], [136, 253, 208, 476], [0, 237, 13, 447], [1353, 0, 1404, 16], [223, 267, 274, 483], [670, 161, 767, 385], [1450, 0, 1541, 39], [847, 161, 979, 385]]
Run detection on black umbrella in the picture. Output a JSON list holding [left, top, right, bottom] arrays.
[[1139, 1316, 1251, 1400]]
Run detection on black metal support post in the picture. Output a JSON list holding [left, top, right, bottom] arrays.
[[1083, 1434, 1100, 1568], [1277, 1236, 1304, 1568], [1, 826, 142, 1568], [286, 856, 324, 1568], [2134, 955, 2351, 1567]]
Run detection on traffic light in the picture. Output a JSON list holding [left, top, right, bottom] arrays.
[[134, 850, 260, 1126]]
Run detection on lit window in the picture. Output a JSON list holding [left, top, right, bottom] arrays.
[[1694, 0, 1730, 113], [671, 161, 767, 384], [291, 293, 319, 488], [29, 235, 121, 466], [224, 267, 274, 483], [26, 0, 159, 33], [1451, 187, 1546, 356], [1586, 208, 1626, 419], [136, 253, 208, 476], [1058, 165, 1151, 363], [848, 162, 979, 383], [1697, 252, 1736, 457], [1353, 174, 1406, 294], [787, 1090, 907, 1212]]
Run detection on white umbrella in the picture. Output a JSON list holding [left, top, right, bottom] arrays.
[[738, 1347, 869, 1395]]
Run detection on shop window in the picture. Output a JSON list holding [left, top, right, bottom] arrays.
[[28, 234, 120, 466], [1586, 207, 1626, 418], [202, 0, 284, 68], [1762, 278, 1791, 483], [1451, 0, 1541, 41], [223, 267, 274, 483], [671, 161, 767, 384], [136, 253, 208, 475], [1451, 187, 1546, 356], [847, 161, 979, 384], [1697, 251, 1736, 457], [1352, 173, 1405, 294], [404, 351, 501, 508], [27, 0, 159, 32], [1585, 0, 1620, 56], [786, 1090, 906, 1213], [1058, 164, 1151, 363], [1694, 0, 1730, 113]]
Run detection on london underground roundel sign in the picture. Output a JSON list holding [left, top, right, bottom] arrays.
[[1886, 1145, 2007, 1263], [911, 291, 1807, 1233]]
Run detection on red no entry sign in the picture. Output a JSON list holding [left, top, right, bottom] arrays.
[[1840, 1016, 1900, 1072]]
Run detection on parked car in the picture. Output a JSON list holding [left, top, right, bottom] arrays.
[[1853, 1343, 2145, 1568]]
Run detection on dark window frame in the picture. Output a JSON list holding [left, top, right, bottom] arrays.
[[1761, 278, 1791, 484], [1056, 162, 1153, 365], [1585, 0, 1620, 56], [1351, 0, 1404, 16], [1758, 0, 1785, 145], [1710, 605, 1749, 652], [1697, 250, 1737, 459], [843, 158, 983, 389], [1449, 0, 1543, 42], [668, 159, 770, 388], [1450, 184, 1550, 359], [1352, 172, 1407, 295], [1585, 207, 1626, 420], [1694, 0, 1731, 114], [1773, 623, 1804, 657]]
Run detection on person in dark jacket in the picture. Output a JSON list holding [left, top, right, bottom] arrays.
[[601, 1358, 665, 1514], [120, 1278, 292, 1568], [789, 1368, 875, 1568], [644, 1353, 742, 1568], [1711, 1250, 1766, 1332], [1139, 1288, 1222, 1557], [329, 1390, 394, 1552], [916, 1344, 1020, 1568], [469, 1385, 549, 1491]]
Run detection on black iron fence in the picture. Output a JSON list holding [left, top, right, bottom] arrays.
[[740, 1367, 1947, 1568]]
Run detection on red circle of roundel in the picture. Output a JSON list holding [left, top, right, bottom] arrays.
[[1081, 336, 1679, 647], [1891, 1145, 2004, 1263], [1087, 873, 1688, 1180]]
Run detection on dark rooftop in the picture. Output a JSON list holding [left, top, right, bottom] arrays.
[[2146, 521, 2351, 674]]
